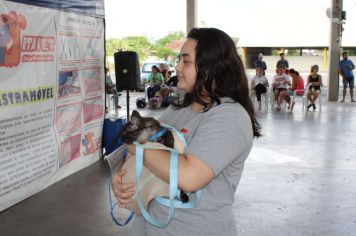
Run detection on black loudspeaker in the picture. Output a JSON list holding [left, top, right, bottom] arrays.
[[114, 51, 140, 91]]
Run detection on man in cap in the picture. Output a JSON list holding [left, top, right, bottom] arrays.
[[254, 53, 267, 74]]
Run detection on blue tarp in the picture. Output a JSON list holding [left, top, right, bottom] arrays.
[[7, 0, 105, 18]]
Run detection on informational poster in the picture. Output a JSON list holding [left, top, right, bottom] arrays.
[[0, 1, 105, 211]]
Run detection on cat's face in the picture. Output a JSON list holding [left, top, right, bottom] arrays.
[[121, 110, 161, 144]]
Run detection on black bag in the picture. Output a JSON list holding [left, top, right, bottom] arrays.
[[136, 97, 147, 108]]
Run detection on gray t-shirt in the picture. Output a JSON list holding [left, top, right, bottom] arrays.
[[133, 98, 253, 236]]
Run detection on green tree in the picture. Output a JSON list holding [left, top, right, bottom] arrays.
[[121, 36, 152, 62], [153, 46, 177, 61], [105, 36, 152, 62], [105, 38, 122, 56], [155, 31, 185, 47], [105, 32, 186, 63], [153, 31, 185, 60]]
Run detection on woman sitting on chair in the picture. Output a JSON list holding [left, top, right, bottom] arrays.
[[160, 70, 179, 107], [287, 69, 305, 111], [250, 67, 269, 110], [306, 65, 322, 111], [147, 65, 164, 100], [272, 66, 292, 111]]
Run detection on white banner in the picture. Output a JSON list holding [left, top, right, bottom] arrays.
[[0, 1, 105, 211]]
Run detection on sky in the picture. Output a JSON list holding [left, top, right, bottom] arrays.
[[104, 0, 356, 43]]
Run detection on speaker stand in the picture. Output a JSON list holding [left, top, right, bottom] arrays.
[[126, 88, 130, 122]]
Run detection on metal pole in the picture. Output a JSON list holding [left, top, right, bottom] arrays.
[[186, 0, 197, 34], [327, 0, 343, 101]]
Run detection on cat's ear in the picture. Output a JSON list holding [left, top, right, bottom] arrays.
[[131, 110, 141, 119], [130, 110, 141, 127], [130, 115, 140, 127]]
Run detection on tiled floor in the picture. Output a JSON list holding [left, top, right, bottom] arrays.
[[1, 91, 356, 236]]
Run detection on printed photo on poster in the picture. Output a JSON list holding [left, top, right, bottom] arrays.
[[82, 38, 100, 60], [58, 69, 81, 98], [0, 11, 27, 67], [81, 130, 101, 156], [56, 102, 82, 133], [83, 96, 103, 124], [58, 37, 80, 61], [82, 68, 101, 92], [59, 133, 81, 167]]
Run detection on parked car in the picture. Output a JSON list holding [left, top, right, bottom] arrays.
[[139, 61, 175, 91]]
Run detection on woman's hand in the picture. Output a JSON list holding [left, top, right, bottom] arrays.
[[112, 169, 135, 208]]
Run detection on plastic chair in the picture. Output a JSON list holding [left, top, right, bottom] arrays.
[[250, 87, 269, 110], [290, 88, 307, 111], [303, 85, 324, 112]]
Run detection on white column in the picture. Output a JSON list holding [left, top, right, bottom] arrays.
[[186, 0, 197, 34], [327, 0, 343, 101]]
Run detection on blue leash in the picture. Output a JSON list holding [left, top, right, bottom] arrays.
[[135, 145, 179, 228], [108, 177, 135, 226], [148, 127, 168, 142]]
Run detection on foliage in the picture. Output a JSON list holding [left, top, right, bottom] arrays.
[[105, 38, 122, 56], [153, 46, 177, 61], [153, 31, 185, 61], [106, 36, 152, 62], [155, 31, 185, 47], [105, 31, 185, 62]]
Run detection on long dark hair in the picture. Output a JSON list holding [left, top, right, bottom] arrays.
[[173, 28, 261, 137]]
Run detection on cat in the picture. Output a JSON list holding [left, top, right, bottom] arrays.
[[121, 110, 189, 205], [121, 110, 174, 148]]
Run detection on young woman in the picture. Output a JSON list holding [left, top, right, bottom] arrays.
[[287, 69, 305, 111], [307, 65, 322, 110], [159, 70, 177, 106], [250, 67, 269, 109], [146, 65, 164, 100], [272, 66, 292, 111], [112, 28, 261, 236]]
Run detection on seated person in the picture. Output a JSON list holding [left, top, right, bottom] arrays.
[[307, 65, 322, 110], [288, 69, 305, 96], [160, 70, 179, 107], [250, 67, 269, 109], [272, 66, 292, 111], [105, 67, 121, 109], [159, 63, 169, 73], [287, 69, 305, 111], [146, 65, 164, 100]]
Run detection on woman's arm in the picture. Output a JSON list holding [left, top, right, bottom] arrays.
[[250, 78, 255, 89], [126, 145, 214, 192], [290, 78, 296, 90]]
